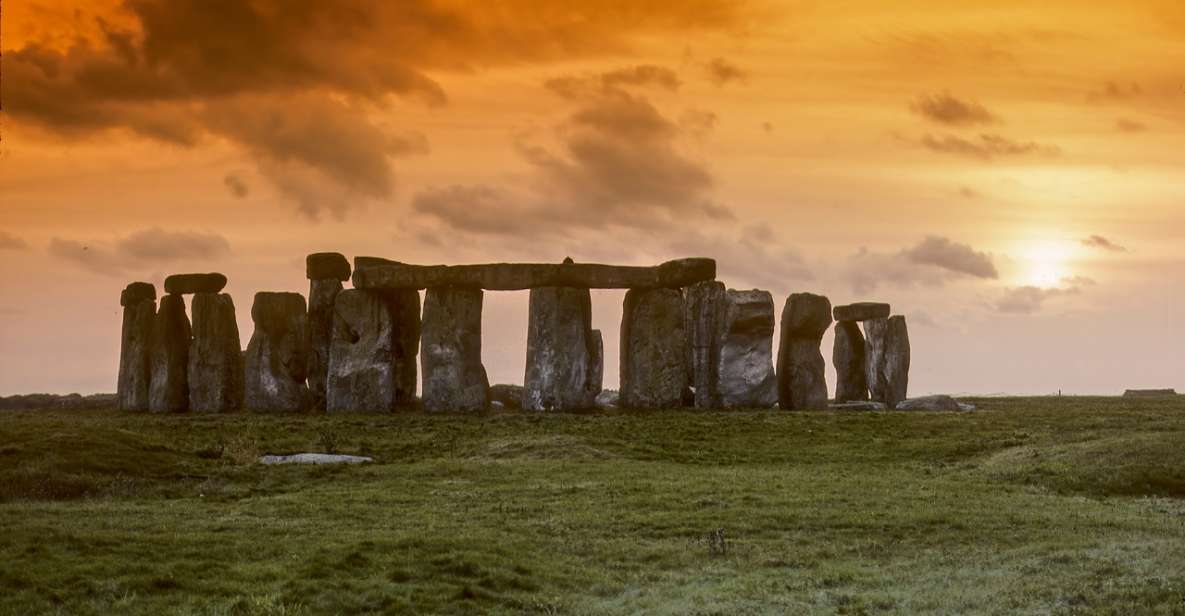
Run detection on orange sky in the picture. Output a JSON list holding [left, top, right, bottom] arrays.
[[2, 1, 1183, 395]]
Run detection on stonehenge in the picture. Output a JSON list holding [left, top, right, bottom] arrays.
[[117, 256, 916, 414]]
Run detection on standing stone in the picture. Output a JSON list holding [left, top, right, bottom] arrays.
[[833, 321, 869, 402], [388, 289, 421, 406], [684, 281, 726, 408], [188, 293, 244, 413], [306, 279, 342, 411], [716, 289, 778, 408], [620, 288, 686, 409], [883, 316, 910, 409], [421, 287, 489, 412], [245, 292, 310, 413], [149, 294, 191, 413], [118, 283, 156, 411], [327, 289, 420, 412], [776, 293, 833, 410], [523, 287, 601, 411], [864, 318, 888, 406]]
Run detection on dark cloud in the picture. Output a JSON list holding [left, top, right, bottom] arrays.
[[223, 173, 249, 198], [996, 285, 1080, 315], [679, 109, 719, 138], [1087, 81, 1142, 103], [919, 133, 1060, 160], [958, 186, 979, 199], [49, 228, 231, 276], [844, 236, 997, 293], [1115, 118, 1147, 133], [705, 58, 747, 86], [0, 231, 30, 251], [902, 236, 998, 279], [910, 93, 996, 126], [1081, 235, 1127, 252]]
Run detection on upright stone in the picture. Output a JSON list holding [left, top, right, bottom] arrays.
[[883, 316, 911, 408], [188, 293, 244, 413], [307, 279, 342, 411], [388, 289, 421, 406], [421, 287, 489, 412], [716, 289, 778, 408], [118, 282, 156, 411], [149, 294, 191, 413], [864, 318, 888, 405], [620, 288, 686, 409], [833, 321, 869, 402], [327, 289, 419, 412], [684, 281, 726, 408], [523, 287, 601, 411], [245, 292, 310, 413], [776, 293, 833, 410]]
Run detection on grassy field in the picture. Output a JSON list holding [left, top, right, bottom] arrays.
[[1, 397, 1184, 615]]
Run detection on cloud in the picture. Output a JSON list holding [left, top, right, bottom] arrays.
[[844, 236, 997, 293], [49, 228, 231, 276], [1087, 81, 1142, 103], [901, 236, 998, 279], [919, 133, 1060, 160], [1081, 235, 1127, 252], [1115, 118, 1147, 133], [958, 186, 979, 199], [705, 58, 747, 86], [996, 285, 1080, 315], [545, 65, 681, 100], [910, 93, 996, 126], [0, 231, 30, 251], [223, 173, 249, 198]]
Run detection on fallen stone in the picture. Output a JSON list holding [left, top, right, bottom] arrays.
[[490, 401, 505, 410], [684, 281, 726, 408], [306, 252, 351, 281], [895, 395, 972, 412], [1123, 389, 1179, 398], [149, 294, 191, 413], [833, 302, 890, 322], [620, 288, 686, 409], [489, 384, 524, 410], [353, 258, 716, 290], [776, 293, 833, 410], [120, 281, 156, 307], [716, 289, 777, 408], [829, 401, 887, 411], [421, 287, 489, 412], [595, 389, 620, 409], [306, 278, 343, 411], [524, 287, 601, 411], [164, 273, 227, 295], [245, 292, 310, 413], [259, 453, 373, 465], [327, 289, 419, 412], [188, 293, 244, 413], [833, 321, 869, 402]]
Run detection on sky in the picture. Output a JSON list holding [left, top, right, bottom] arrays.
[[1, 0, 1183, 396]]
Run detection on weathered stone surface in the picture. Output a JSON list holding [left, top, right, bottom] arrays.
[[620, 288, 686, 409], [829, 401, 887, 411], [595, 389, 620, 409], [716, 290, 777, 408], [489, 384, 524, 410], [118, 293, 155, 411], [164, 273, 227, 295], [306, 278, 342, 411], [1123, 389, 1178, 398], [306, 252, 351, 281], [188, 293, 244, 413], [864, 316, 910, 409], [326, 289, 420, 412], [245, 292, 309, 413], [684, 281, 726, 408], [833, 321, 869, 402], [776, 293, 833, 410], [833, 302, 890, 322], [523, 287, 601, 411], [895, 395, 972, 412], [259, 453, 373, 465], [589, 329, 604, 395], [422, 287, 489, 412], [353, 258, 716, 290], [120, 282, 156, 307], [149, 294, 191, 413]]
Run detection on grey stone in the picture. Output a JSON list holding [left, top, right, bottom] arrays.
[[306, 278, 342, 411], [1123, 389, 1178, 398], [306, 252, 351, 281], [489, 384, 524, 410], [149, 294, 191, 413], [353, 258, 716, 290], [684, 281, 726, 408], [895, 395, 968, 412], [620, 288, 686, 409], [164, 273, 227, 295], [595, 389, 620, 409], [833, 321, 868, 402], [864, 316, 910, 409], [833, 302, 890, 322], [523, 287, 601, 411], [326, 289, 420, 412], [776, 293, 833, 410], [259, 453, 373, 465], [188, 293, 244, 413], [118, 291, 155, 411], [829, 401, 887, 411], [421, 287, 489, 412], [388, 289, 422, 406], [245, 292, 309, 413], [120, 282, 156, 307], [716, 289, 777, 408]]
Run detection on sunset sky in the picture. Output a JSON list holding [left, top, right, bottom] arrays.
[[2, 1, 1183, 396]]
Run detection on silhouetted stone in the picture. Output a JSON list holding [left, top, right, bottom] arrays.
[[777, 293, 832, 410], [421, 287, 489, 412], [306, 252, 351, 281], [684, 281, 726, 408], [354, 258, 716, 290], [149, 294, 190, 413], [326, 289, 419, 412], [833, 321, 868, 402], [865, 315, 910, 409], [188, 293, 244, 413], [833, 302, 890, 322], [895, 395, 971, 412], [716, 289, 777, 408], [489, 384, 524, 410], [388, 289, 421, 406], [120, 282, 156, 307], [245, 292, 309, 413], [620, 288, 686, 409], [524, 287, 601, 411], [589, 329, 604, 395], [306, 278, 342, 411], [118, 285, 155, 411], [164, 273, 227, 295]]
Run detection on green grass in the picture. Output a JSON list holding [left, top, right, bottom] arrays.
[[2, 397, 1185, 615]]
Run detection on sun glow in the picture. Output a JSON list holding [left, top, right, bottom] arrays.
[[1021, 239, 1076, 288]]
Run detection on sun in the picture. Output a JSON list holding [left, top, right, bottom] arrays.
[[1021, 239, 1075, 288]]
